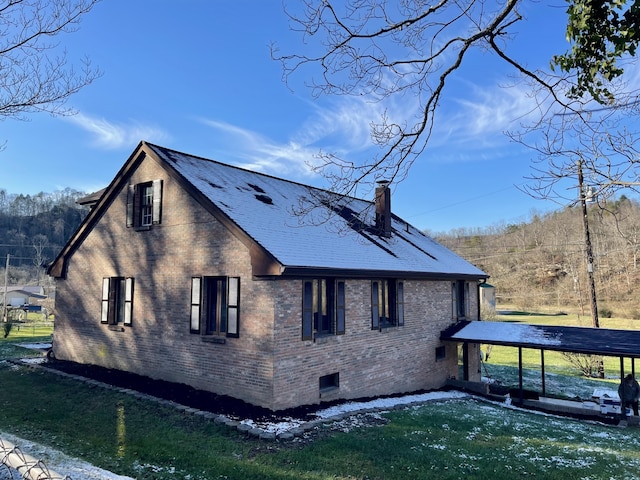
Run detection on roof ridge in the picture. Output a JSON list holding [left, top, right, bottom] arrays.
[[144, 141, 373, 207]]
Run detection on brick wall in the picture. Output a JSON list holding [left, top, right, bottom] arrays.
[[53, 156, 278, 408], [271, 278, 478, 409], [52, 153, 481, 411]]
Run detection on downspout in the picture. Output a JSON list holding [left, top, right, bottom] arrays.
[[477, 278, 486, 321], [2, 254, 8, 322]]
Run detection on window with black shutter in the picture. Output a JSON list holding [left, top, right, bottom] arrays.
[[452, 280, 468, 320], [371, 279, 404, 329], [101, 277, 134, 326], [190, 276, 240, 338], [127, 179, 162, 229], [302, 278, 346, 340]]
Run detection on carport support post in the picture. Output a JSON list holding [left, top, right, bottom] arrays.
[[518, 347, 524, 404], [541, 350, 546, 397], [620, 357, 625, 380]]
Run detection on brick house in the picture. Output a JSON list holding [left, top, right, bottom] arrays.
[[47, 141, 488, 411]]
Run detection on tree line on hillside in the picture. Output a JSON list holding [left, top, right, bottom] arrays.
[[0, 188, 89, 286], [3, 183, 640, 321], [435, 196, 640, 320]]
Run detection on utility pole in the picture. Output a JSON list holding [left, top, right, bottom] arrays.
[[577, 159, 604, 377], [2, 254, 9, 322]]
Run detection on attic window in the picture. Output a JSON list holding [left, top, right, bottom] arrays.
[[255, 194, 273, 205], [127, 180, 162, 229]]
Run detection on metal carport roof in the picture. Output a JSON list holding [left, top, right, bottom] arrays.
[[441, 321, 640, 358]]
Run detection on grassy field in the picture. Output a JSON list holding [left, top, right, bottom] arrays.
[[1, 314, 640, 479], [483, 309, 638, 387]]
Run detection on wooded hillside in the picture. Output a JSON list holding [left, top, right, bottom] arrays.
[[435, 196, 640, 319], [2, 185, 639, 319], [0, 188, 88, 286]]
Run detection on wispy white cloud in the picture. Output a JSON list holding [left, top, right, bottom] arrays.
[[200, 119, 321, 177], [66, 113, 171, 149], [433, 80, 539, 148], [199, 96, 389, 178], [199, 80, 534, 178]]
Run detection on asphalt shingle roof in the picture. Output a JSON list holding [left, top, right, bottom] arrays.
[[148, 143, 487, 278]]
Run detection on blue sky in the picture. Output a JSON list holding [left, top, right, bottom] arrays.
[[0, 0, 589, 233]]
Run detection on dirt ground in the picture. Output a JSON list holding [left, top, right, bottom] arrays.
[[44, 359, 332, 422]]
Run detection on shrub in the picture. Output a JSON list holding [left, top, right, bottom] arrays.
[[3, 321, 13, 338], [599, 307, 613, 318]]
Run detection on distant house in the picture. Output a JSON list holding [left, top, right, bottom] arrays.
[[47, 142, 488, 411], [1, 286, 47, 307]]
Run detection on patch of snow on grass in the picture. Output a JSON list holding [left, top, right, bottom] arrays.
[[241, 390, 470, 434], [20, 357, 46, 365], [16, 342, 51, 350], [314, 390, 469, 418]]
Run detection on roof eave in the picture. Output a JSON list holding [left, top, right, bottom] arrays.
[[273, 267, 488, 280]]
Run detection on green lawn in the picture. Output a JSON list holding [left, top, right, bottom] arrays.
[[1, 315, 640, 479], [482, 310, 637, 391]]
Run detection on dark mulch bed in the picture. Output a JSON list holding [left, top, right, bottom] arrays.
[[43, 359, 321, 423]]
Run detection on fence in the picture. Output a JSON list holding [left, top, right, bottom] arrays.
[[0, 438, 70, 480]]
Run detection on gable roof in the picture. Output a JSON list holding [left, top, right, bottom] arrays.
[[49, 141, 487, 280], [0, 286, 47, 299]]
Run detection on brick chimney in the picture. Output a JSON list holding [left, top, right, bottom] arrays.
[[375, 180, 391, 237]]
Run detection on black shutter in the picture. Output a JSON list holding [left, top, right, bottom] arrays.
[[397, 281, 404, 326], [101, 278, 110, 323], [302, 280, 313, 340], [371, 281, 380, 330], [226, 277, 240, 337], [336, 281, 345, 334], [123, 278, 134, 326], [133, 184, 141, 228], [152, 179, 162, 225], [126, 185, 135, 227]]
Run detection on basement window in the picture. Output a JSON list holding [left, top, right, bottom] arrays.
[[319, 372, 339, 392]]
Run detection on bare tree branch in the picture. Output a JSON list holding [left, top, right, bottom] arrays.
[[0, 0, 101, 120], [273, 0, 640, 216]]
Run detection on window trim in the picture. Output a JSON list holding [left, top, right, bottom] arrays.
[[140, 183, 154, 227]]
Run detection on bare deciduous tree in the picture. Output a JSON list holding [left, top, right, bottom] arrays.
[[272, 0, 637, 197], [0, 0, 100, 121]]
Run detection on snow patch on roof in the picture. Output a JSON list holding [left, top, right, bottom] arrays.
[[451, 321, 563, 346], [148, 144, 486, 277]]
